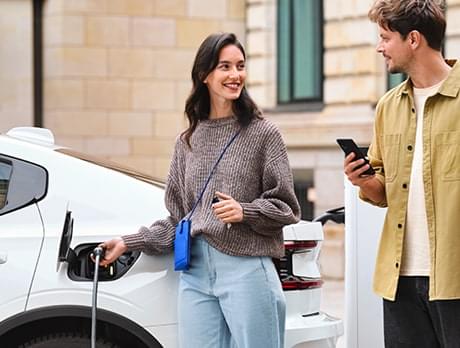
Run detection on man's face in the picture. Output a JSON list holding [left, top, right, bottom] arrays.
[[376, 26, 412, 74]]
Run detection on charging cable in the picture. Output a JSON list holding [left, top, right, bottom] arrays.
[[91, 246, 105, 348]]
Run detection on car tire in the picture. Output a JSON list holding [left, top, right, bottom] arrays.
[[18, 331, 120, 348]]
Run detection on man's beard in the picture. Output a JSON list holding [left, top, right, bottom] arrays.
[[386, 56, 407, 74], [388, 64, 405, 74]]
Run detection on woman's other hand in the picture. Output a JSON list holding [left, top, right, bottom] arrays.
[[212, 191, 243, 224]]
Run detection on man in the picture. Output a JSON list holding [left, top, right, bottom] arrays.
[[344, 0, 460, 347]]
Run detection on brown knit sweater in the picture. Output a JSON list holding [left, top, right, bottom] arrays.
[[122, 116, 300, 258]]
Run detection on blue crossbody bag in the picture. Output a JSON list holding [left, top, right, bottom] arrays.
[[174, 129, 241, 271]]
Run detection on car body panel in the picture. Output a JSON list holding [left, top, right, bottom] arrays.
[[0, 204, 44, 322], [284, 222, 323, 279], [285, 312, 344, 347], [0, 128, 342, 348]]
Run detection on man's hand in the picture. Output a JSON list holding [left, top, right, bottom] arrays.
[[344, 152, 385, 203], [344, 152, 375, 186], [212, 191, 243, 224]]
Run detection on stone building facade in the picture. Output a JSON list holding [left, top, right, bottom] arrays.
[[2, 0, 460, 278], [0, 1, 33, 130], [40, 0, 246, 179]]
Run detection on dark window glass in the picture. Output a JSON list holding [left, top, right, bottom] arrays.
[[277, 0, 323, 104], [387, 72, 406, 90], [0, 160, 12, 209], [294, 181, 314, 221], [0, 155, 47, 216]]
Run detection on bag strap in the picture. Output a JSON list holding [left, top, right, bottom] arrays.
[[187, 128, 241, 220]]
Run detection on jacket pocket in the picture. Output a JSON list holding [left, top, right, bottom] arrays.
[[381, 134, 401, 183], [435, 132, 460, 181]]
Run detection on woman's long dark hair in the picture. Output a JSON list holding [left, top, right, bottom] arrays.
[[182, 32, 262, 147]]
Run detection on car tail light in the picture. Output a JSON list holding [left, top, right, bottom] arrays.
[[281, 276, 323, 290], [273, 240, 322, 291], [283, 241, 318, 250]]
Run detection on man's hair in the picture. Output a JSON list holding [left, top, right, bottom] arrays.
[[368, 0, 446, 51]]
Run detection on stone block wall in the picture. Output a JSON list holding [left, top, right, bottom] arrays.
[[42, 0, 245, 179], [0, 0, 33, 132]]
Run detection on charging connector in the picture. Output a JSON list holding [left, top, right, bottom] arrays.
[[91, 246, 105, 348]]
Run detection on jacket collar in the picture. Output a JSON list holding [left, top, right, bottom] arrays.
[[398, 59, 460, 98]]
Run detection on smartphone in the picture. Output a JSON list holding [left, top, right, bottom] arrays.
[[336, 138, 375, 176]]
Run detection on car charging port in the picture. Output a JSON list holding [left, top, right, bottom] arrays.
[[86, 252, 116, 280], [67, 243, 140, 282]]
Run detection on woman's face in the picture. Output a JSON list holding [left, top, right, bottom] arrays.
[[376, 26, 413, 74], [204, 44, 246, 105]]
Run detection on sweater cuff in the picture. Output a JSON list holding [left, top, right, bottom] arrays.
[[240, 202, 260, 223], [121, 227, 148, 251]]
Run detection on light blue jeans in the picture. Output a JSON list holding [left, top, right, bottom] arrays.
[[178, 235, 286, 348]]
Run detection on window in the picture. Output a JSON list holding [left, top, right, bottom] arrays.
[[293, 169, 315, 221], [0, 155, 47, 216], [277, 0, 323, 104], [294, 181, 315, 221], [387, 72, 406, 90], [0, 160, 12, 209]]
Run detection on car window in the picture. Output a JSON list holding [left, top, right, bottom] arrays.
[[0, 160, 12, 209], [0, 155, 47, 216], [55, 149, 165, 188]]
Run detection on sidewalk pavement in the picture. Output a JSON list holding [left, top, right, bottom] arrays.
[[321, 279, 345, 348]]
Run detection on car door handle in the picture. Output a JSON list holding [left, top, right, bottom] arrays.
[[0, 252, 7, 264]]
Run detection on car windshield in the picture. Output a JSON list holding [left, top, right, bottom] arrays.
[[55, 149, 165, 189]]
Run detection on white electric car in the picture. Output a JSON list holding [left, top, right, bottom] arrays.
[[0, 127, 343, 348]]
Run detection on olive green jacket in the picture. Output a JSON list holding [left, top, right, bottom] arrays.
[[361, 60, 460, 300]]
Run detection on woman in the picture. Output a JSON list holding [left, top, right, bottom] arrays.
[[99, 32, 300, 348]]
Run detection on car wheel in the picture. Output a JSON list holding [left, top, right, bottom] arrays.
[[19, 331, 120, 348]]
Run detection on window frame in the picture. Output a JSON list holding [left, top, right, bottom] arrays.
[[276, 0, 324, 106], [0, 154, 48, 216], [0, 159, 13, 210]]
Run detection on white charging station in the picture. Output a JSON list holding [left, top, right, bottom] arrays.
[[344, 179, 386, 348]]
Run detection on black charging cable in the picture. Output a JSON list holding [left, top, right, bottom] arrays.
[[91, 246, 105, 348]]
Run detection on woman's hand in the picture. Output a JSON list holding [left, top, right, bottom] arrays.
[[212, 191, 243, 224], [97, 237, 128, 267]]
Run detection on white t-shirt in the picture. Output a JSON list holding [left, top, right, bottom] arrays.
[[400, 79, 444, 276]]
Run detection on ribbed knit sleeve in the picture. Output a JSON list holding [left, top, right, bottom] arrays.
[[239, 128, 300, 235], [121, 137, 187, 254], [122, 116, 301, 259]]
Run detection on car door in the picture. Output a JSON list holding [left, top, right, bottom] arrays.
[[0, 155, 47, 322]]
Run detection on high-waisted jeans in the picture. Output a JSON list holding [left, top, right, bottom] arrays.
[[178, 235, 286, 348]]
